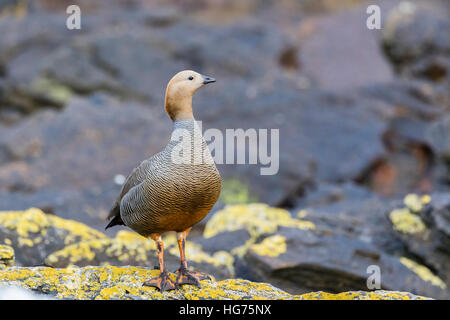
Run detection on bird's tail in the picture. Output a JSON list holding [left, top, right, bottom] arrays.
[[105, 204, 125, 230]]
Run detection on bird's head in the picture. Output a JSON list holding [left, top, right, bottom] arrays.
[[165, 70, 215, 121]]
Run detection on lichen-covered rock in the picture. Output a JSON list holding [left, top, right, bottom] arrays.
[[388, 193, 450, 286], [242, 226, 449, 299], [204, 203, 315, 239], [0, 245, 14, 268], [201, 203, 315, 256], [0, 266, 431, 300], [297, 290, 430, 300], [399, 257, 446, 290], [0, 208, 106, 266], [45, 231, 233, 280]]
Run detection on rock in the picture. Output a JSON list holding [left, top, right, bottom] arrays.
[[0, 244, 14, 268], [388, 193, 450, 285], [425, 115, 450, 161], [0, 181, 122, 234], [44, 230, 234, 281], [203, 203, 315, 252], [242, 226, 449, 299], [0, 94, 170, 230], [0, 95, 169, 193], [0, 2, 400, 210], [208, 87, 388, 205], [383, 3, 450, 70], [297, 3, 394, 91], [292, 196, 404, 255], [198, 203, 317, 281], [0, 14, 79, 118], [291, 182, 375, 208], [198, 203, 449, 299], [0, 265, 431, 300], [199, 203, 316, 281], [356, 79, 448, 195], [0, 207, 232, 279], [0, 208, 106, 266]]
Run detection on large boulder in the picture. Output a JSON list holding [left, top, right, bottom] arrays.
[[296, 2, 394, 92], [242, 226, 448, 299], [383, 2, 450, 83], [0, 208, 106, 266], [0, 95, 169, 192], [198, 202, 449, 299], [425, 115, 450, 163]]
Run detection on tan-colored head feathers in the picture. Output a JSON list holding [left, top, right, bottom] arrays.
[[164, 70, 215, 121]]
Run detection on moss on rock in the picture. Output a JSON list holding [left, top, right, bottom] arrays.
[[0, 266, 431, 300]]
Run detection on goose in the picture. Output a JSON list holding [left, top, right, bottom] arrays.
[[106, 70, 221, 291]]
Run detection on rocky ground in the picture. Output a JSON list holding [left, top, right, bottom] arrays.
[[0, 201, 448, 299], [0, 265, 431, 300], [0, 0, 449, 300]]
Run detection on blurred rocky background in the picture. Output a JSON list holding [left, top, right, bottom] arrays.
[[0, 0, 449, 299]]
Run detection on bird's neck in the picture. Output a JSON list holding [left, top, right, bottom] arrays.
[[165, 95, 194, 121]]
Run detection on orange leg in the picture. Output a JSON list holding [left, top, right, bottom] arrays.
[[143, 234, 176, 292], [175, 228, 211, 288]]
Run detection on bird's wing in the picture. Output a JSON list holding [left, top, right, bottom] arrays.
[[107, 159, 152, 221]]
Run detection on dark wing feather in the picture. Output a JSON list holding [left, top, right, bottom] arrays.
[[106, 159, 151, 228]]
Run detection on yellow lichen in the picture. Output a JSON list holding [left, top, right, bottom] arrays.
[[18, 237, 34, 247], [0, 208, 106, 245], [204, 203, 315, 239], [298, 290, 427, 300], [421, 195, 431, 205], [404, 194, 430, 212], [389, 208, 426, 234], [297, 210, 308, 219], [400, 257, 446, 290], [0, 266, 430, 300], [0, 245, 14, 268], [30, 77, 73, 105], [46, 231, 233, 275], [45, 230, 154, 266], [251, 235, 287, 257]]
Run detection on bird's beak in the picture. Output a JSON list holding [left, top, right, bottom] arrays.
[[202, 75, 216, 84]]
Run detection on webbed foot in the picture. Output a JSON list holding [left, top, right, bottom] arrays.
[[143, 270, 176, 292], [175, 266, 211, 288]]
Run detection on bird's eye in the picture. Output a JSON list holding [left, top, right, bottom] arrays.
[[188, 76, 194, 80]]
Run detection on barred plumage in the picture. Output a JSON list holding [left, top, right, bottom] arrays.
[[107, 120, 221, 236]]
